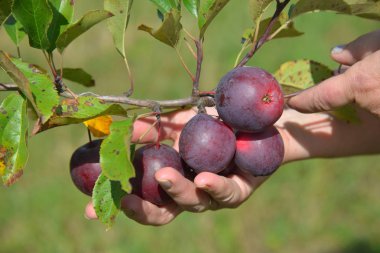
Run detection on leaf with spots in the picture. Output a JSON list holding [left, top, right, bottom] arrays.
[[0, 94, 28, 186], [92, 173, 126, 229], [11, 57, 60, 124], [35, 96, 127, 133], [56, 10, 114, 53], [275, 59, 359, 123], [274, 59, 333, 93], [100, 118, 135, 193]]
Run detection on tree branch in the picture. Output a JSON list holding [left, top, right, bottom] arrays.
[[237, 0, 291, 67], [0, 82, 215, 110]]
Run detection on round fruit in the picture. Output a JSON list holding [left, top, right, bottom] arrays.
[[235, 126, 284, 176], [70, 139, 102, 196], [179, 113, 236, 174], [215, 66, 284, 132], [131, 144, 184, 206]]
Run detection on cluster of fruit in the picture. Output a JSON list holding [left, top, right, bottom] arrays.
[[69, 66, 285, 207]]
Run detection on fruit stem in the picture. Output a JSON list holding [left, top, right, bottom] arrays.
[[87, 128, 93, 143]]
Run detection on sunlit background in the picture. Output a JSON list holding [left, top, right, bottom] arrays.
[[1, 0, 380, 252]]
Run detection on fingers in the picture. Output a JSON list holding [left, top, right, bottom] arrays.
[[287, 72, 355, 113], [331, 29, 380, 65], [155, 167, 213, 212], [131, 109, 196, 144], [84, 201, 97, 220], [194, 172, 266, 209], [120, 194, 182, 226]]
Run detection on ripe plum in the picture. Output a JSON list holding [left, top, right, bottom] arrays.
[[215, 66, 284, 132], [235, 126, 284, 176], [131, 144, 184, 206], [179, 113, 236, 174], [70, 139, 102, 196]]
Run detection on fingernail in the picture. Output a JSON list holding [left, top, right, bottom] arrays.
[[197, 183, 211, 191], [158, 179, 172, 190], [331, 44, 346, 54]]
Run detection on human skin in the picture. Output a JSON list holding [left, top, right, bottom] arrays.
[[85, 29, 380, 226]]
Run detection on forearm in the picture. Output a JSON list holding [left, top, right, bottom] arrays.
[[278, 107, 380, 163]]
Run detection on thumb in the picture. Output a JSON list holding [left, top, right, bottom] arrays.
[[287, 72, 355, 113], [331, 30, 380, 66]]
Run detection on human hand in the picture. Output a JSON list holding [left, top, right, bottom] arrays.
[[287, 29, 380, 117], [85, 108, 269, 225], [85, 103, 380, 225]]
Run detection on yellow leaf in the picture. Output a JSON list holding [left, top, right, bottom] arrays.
[[84, 115, 113, 137], [0, 161, 5, 176]]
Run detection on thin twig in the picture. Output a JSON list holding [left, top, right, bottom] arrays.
[[193, 40, 203, 96], [184, 39, 197, 59], [175, 47, 196, 82], [123, 56, 134, 97], [236, 0, 291, 67]]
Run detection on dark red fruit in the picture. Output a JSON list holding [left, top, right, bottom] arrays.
[[70, 139, 102, 196], [235, 126, 284, 176], [131, 144, 184, 206], [215, 66, 284, 132], [179, 113, 236, 174]]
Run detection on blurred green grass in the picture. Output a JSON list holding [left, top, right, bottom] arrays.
[[1, 1, 380, 252]]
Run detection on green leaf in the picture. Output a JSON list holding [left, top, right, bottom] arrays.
[[0, 0, 12, 25], [198, 0, 230, 38], [12, 0, 53, 50], [184, 0, 199, 17], [0, 94, 28, 186], [56, 10, 114, 53], [138, 8, 182, 47], [100, 118, 135, 193], [289, 0, 380, 20], [243, 13, 303, 44], [92, 173, 126, 228], [148, 0, 178, 13], [61, 68, 95, 87], [0, 51, 38, 114], [104, 0, 133, 58], [35, 96, 127, 133], [4, 15, 26, 46], [47, 0, 75, 52], [274, 59, 333, 94], [11, 58, 60, 123], [249, 0, 273, 22]]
